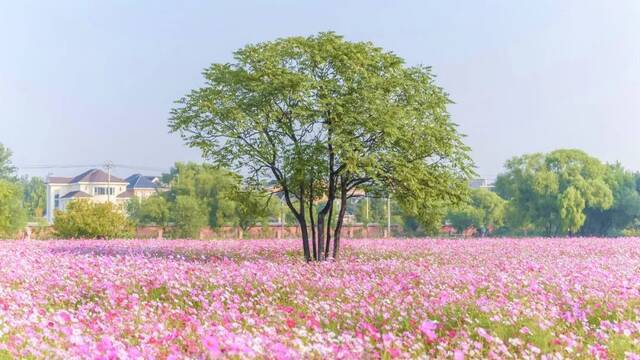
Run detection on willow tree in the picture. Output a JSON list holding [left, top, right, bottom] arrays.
[[495, 149, 614, 236], [170, 32, 473, 261]]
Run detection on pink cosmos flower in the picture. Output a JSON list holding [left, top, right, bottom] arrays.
[[420, 320, 438, 341], [202, 335, 221, 358]]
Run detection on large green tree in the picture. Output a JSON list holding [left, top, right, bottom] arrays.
[[171, 195, 209, 239], [128, 195, 172, 238], [446, 188, 506, 235], [170, 32, 473, 261], [580, 164, 640, 236], [0, 143, 16, 181], [0, 143, 26, 237], [495, 149, 614, 236], [163, 162, 239, 228], [21, 176, 46, 220], [0, 180, 27, 237]]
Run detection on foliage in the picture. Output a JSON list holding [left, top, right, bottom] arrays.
[[20, 176, 46, 219], [170, 32, 474, 260], [228, 186, 277, 231], [0, 143, 16, 181], [447, 205, 484, 234], [130, 195, 171, 229], [471, 188, 507, 230], [446, 188, 506, 235], [0, 180, 27, 237], [170, 195, 209, 239], [495, 149, 614, 236], [159, 162, 277, 234], [53, 200, 133, 239], [580, 165, 640, 236], [559, 186, 586, 234], [163, 163, 239, 228]]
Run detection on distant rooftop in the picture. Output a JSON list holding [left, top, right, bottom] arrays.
[[61, 190, 92, 199], [70, 169, 126, 183], [125, 174, 159, 189], [47, 168, 126, 184]]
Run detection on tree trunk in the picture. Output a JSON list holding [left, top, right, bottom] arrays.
[[316, 213, 325, 261], [324, 202, 333, 259], [317, 183, 336, 262], [297, 189, 311, 262], [316, 179, 336, 262], [309, 191, 317, 261], [332, 180, 348, 259], [269, 167, 310, 262]]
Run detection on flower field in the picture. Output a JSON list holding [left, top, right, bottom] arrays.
[[1, 238, 640, 359]]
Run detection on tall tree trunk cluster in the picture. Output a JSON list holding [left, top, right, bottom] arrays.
[[272, 163, 352, 262], [303, 176, 349, 262]]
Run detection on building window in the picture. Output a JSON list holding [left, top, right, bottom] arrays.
[[94, 187, 114, 195], [54, 194, 60, 208]]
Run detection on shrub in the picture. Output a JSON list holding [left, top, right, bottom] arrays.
[[54, 200, 134, 239]]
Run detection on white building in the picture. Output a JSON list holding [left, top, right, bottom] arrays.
[[469, 178, 495, 190], [45, 169, 161, 223]]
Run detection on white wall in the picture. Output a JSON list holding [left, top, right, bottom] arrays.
[[45, 181, 129, 223]]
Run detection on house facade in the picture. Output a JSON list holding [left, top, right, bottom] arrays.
[[469, 178, 495, 190], [45, 169, 161, 223]]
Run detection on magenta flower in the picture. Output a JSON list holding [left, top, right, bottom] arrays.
[[0, 238, 638, 358], [454, 349, 465, 360], [202, 335, 221, 358], [420, 320, 438, 341]]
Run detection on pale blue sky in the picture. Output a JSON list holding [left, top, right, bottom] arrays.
[[1, 1, 638, 178]]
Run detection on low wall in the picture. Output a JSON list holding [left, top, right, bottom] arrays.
[[136, 224, 401, 240], [22, 224, 401, 240]]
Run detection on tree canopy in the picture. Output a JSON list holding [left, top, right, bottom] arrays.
[[0, 143, 16, 181], [170, 32, 474, 261], [0, 180, 26, 237], [0, 143, 26, 237], [163, 162, 240, 229], [21, 176, 46, 220], [495, 149, 618, 236], [170, 195, 209, 239], [446, 188, 506, 235], [126, 162, 277, 238]]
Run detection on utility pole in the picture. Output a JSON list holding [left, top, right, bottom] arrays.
[[365, 195, 369, 223], [104, 161, 113, 202], [386, 194, 391, 238]]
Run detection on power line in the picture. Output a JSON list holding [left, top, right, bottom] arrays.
[[112, 164, 166, 172], [15, 163, 167, 173], [16, 164, 101, 169]]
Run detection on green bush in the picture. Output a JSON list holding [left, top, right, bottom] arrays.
[[54, 200, 134, 239]]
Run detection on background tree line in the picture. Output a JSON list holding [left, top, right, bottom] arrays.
[[4, 140, 640, 239], [126, 162, 277, 239], [0, 143, 47, 237], [445, 149, 640, 237]]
